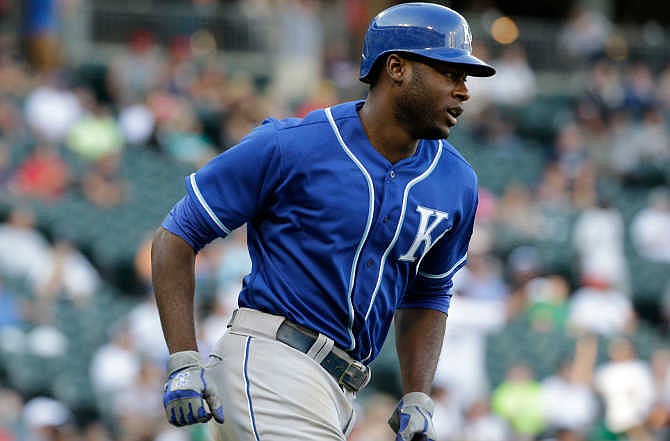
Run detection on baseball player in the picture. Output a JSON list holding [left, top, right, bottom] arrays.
[[151, 3, 495, 441]]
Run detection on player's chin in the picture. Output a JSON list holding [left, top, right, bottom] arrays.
[[422, 124, 451, 140]]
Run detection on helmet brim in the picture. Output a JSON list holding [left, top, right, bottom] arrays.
[[360, 48, 496, 83], [410, 48, 496, 77]]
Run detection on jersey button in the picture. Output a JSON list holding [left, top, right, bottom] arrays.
[[389, 170, 396, 178], [383, 215, 390, 223], [366, 259, 374, 268]]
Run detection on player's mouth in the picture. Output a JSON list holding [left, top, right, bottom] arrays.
[[446, 106, 463, 127]]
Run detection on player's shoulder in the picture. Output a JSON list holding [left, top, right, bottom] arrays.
[[260, 100, 361, 132], [439, 139, 478, 185], [260, 107, 331, 134]]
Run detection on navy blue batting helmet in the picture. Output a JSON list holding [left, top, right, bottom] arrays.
[[360, 2, 495, 83]]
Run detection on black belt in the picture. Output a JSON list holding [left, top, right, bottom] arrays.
[[275, 320, 370, 392]]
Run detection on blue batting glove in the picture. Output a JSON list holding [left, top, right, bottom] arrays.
[[163, 351, 225, 426], [388, 392, 436, 441]]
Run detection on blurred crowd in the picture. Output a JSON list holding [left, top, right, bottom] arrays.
[[0, 1, 669, 441]]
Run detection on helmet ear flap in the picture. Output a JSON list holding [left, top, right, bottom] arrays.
[[362, 54, 389, 86]]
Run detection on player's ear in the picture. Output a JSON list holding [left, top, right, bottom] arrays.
[[385, 53, 408, 85]]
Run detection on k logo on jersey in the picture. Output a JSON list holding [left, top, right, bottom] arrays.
[[399, 206, 450, 262]]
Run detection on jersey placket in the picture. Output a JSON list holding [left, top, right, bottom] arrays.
[[350, 165, 407, 356]]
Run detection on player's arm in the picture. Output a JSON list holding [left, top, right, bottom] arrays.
[[152, 123, 282, 427], [151, 200, 224, 427], [394, 307, 447, 394], [387, 308, 444, 441], [389, 182, 478, 441], [151, 226, 198, 354]]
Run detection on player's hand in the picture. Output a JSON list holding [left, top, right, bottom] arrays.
[[163, 350, 225, 426], [388, 392, 436, 441]]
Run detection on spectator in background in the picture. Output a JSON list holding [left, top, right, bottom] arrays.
[[0, 36, 34, 100], [271, 0, 323, 108], [107, 29, 164, 107], [219, 74, 278, 149], [0, 141, 12, 192], [523, 275, 570, 333], [112, 360, 165, 441], [80, 153, 128, 208], [631, 188, 670, 262], [322, 41, 359, 92], [133, 236, 153, 292], [495, 182, 543, 241], [80, 422, 114, 441], [572, 194, 628, 292], [33, 239, 100, 306], [461, 398, 511, 441], [0, 98, 31, 147], [505, 245, 544, 320], [348, 394, 396, 441], [488, 45, 536, 107], [431, 383, 465, 441], [118, 102, 155, 147], [0, 276, 22, 330], [491, 363, 545, 439], [622, 63, 656, 115], [24, 71, 82, 145], [126, 294, 168, 364], [160, 35, 198, 98], [22, 396, 75, 441], [610, 106, 670, 179], [65, 90, 124, 163], [594, 337, 655, 439], [648, 349, 670, 438], [189, 61, 228, 115], [567, 276, 634, 337], [157, 97, 215, 166], [294, 78, 340, 118], [435, 324, 490, 408], [540, 334, 599, 435], [0, 206, 51, 284], [535, 162, 572, 212], [557, 6, 611, 63], [453, 253, 508, 302], [200, 292, 236, 352], [0, 388, 26, 441], [89, 322, 141, 410], [658, 63, 670, 111], [10, 143, 69, 201], [553, 123, 590, 182], [461, 41, 495, 116], [584, 60, 624, 118], [20, 0, 61, 72], [573, 100, 610, 172]]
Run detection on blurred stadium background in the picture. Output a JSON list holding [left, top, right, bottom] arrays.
[[0, 0, 669, 440]]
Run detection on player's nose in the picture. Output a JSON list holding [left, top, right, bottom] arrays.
[[452, 80, 469, 102]]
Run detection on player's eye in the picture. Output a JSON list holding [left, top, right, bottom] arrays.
[[444, 71, 467, 83]]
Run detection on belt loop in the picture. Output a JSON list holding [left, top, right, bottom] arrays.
[[226, 309, 239, 328], [306, 334, 334, 364]]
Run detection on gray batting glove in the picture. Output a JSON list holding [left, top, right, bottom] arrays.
[[163, 351, 225, 426], [388, 392, 437, 441]]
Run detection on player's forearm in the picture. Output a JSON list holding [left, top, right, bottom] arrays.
[[151, 226, 199, 354], [394, 308, 446, 394]]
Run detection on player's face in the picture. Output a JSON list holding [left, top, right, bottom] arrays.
[[394, 58, 470, 140]]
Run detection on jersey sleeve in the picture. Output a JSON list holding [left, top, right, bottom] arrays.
[[161, 195, 219, 252], [184, 121, 282, 237], [400, 187, 478, 314]]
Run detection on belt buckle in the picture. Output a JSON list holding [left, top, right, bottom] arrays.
[[338, 360, 370, 392]]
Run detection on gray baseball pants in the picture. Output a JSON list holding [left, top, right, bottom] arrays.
[[207, 308, 357, 441]]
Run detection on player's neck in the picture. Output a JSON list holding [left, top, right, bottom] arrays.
[[358, 99, 419, 164]]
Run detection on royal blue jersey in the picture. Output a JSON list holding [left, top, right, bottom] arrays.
[[163, 100, 478, 363]]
